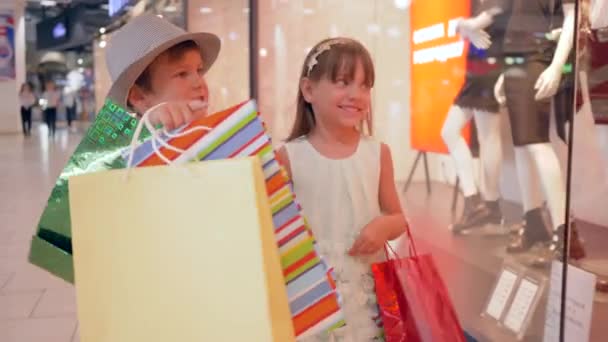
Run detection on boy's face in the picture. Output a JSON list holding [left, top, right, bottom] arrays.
[[129, 49, 209, 115]]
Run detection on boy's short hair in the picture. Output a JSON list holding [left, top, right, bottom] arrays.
[[133, 40, 201, 93]]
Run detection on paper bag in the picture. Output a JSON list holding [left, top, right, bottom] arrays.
[[127, 100, 345, 338], [69, 157, 295, 342]]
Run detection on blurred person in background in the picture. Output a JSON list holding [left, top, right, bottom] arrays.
[[19, 82, 36, 136], [42, 80, 61, 137], [63, 86, 77, 129]]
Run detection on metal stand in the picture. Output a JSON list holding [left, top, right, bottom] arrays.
[[403, 152, 461, 212], [403, 151, 432, 194]]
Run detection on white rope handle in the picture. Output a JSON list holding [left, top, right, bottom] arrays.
[[124, 101, 212, 177]]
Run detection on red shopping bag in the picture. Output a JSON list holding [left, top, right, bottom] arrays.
[[372, 228, 466, 342]]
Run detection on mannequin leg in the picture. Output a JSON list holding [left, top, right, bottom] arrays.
[[441, 105, 476, 197], [513, 148, 545, 213], [526, 143, 586, 264], [507, 147, 552, 253], [473, 110, 502, 202], [471, 109, 506, 227], [441, 106, 496, 233], [525, 143, 565, 231]]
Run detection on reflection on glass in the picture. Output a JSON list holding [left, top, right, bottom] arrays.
[[568, 1, 608, 341]]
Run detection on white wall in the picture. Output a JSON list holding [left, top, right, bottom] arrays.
[[187, 0, 250, 115], [0, 0, 25, 134]]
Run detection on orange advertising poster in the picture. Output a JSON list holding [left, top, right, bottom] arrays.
[[410, 0, 471, 154]]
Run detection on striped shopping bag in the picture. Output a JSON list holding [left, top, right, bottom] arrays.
[[127, 100, 345, 339]]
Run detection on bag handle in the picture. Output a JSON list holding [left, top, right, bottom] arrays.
[[404, 220, 419, 258], [125, 101, 212, 169], [383, 219, 418, 261]]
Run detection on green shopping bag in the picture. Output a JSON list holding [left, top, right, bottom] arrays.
[[29, 99, 147, 283]]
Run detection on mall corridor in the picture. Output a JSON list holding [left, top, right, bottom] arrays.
[[0, 124, 82, 342]]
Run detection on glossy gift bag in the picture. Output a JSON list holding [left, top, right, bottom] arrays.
[[29, 100, 144, 283], [372, 229, 466, 342], [127, 99, 345, 339], [69, 158, 295, 342]]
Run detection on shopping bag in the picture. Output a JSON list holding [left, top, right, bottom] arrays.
[[371, 245, 419, 342], [29, 100, 145, 283], [372, 229, 466, 342], [126, 99, 345, 339], [69, 157, 295, 342]]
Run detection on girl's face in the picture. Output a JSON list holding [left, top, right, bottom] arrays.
[[301, 59, 371, 132]]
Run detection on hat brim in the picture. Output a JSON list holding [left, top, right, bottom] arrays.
[[106, 32, 221, 110]]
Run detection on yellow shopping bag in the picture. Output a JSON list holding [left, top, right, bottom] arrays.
[[68, 157, 295, 342]]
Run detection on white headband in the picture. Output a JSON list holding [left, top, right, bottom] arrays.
[[306, 38, 351, 76]]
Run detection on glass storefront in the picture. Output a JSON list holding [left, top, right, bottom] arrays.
[[116, 0, 608, 340]]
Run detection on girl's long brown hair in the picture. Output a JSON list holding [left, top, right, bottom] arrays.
[[287, 37, 375, 141]]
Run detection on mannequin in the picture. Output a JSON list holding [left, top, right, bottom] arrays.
[[441, 0, 511, 234], [494, 0, 585, 265], [449, 0, 549, 237]]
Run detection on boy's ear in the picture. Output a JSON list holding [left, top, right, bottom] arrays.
[[300, 77, 314, 103], [127, 85, 149, 113]]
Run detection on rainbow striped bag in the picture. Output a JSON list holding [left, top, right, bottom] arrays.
[[127, 100, 345, 339]]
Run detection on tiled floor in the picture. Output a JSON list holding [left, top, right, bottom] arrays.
[[0, 123, 83, 342]]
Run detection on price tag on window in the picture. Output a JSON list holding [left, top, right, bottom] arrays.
[[485, 268, 519, 320], [504, 278, 541, 334]]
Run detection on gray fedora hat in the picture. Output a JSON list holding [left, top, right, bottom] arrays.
[[105, 14, 221, 109]]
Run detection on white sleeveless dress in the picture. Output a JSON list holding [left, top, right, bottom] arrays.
[[285, 136, 385, 341]]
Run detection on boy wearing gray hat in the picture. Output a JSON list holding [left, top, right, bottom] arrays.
[[105, 14, 221, 130]]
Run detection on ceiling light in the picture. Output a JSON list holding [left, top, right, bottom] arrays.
[[394, 0, 412, 10], [99, 27, 106, 34], [164, 5, 177, 12], [99, 40, 107, 48], [40, 0, 56, 6], [77, 58, 83, 65], [200, 7, 213, 14], [259, 48, 268, 57]]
